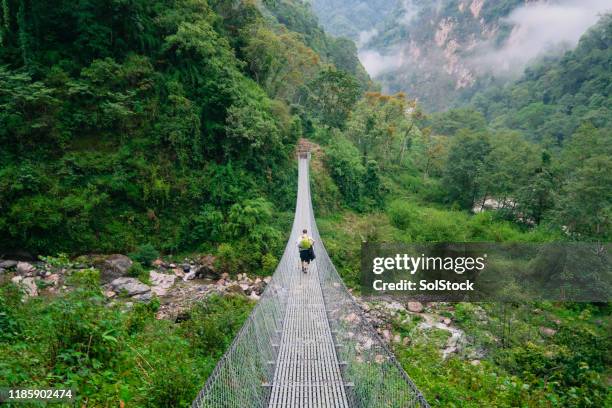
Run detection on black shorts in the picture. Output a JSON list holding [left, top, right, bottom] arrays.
[[299, 248, 315, 263]]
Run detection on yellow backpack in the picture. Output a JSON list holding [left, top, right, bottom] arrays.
[[299, 235, 312, 249]]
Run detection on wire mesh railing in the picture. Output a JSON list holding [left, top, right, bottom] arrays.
[[192, 155, 429, 408]]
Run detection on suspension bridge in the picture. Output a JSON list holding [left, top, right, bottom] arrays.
[[192, 153, 430, 408]]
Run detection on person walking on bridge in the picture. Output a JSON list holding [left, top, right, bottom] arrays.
[[297, 229, 315, 273]]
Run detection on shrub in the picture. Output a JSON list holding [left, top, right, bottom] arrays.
[[129, 244, 159, 266], [387, 200, 419, 231], [127, 262, 150, 284], [261, 253, 278, 275], [0, 274, 251, 407]]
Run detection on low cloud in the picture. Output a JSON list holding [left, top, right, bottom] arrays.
[[358, 49, 404, 77], [400, 0, 419, 25], [357, 29, 379, 48], [470, 0, 611, 75]]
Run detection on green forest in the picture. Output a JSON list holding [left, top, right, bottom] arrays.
[[0, 0, 610, 407]]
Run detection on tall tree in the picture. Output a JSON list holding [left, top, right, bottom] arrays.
[[304, 67, 360, 129], [442, 131, 491, 210]]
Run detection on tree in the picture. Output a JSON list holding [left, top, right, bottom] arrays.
[[242, 25, 320, 102], [516, 151, 556, 225], [345, 92, 415, 167], [304, 67, 360, 129], [477, 131, 540, 212], [553, 124, 612, 240], [362, 159, 383, 207], [323, 133, 364, 207], [442, 131, 491, 209]]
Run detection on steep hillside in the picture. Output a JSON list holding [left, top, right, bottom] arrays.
[[0, 0, 365, 267], [311, 0, 610, 110], [470, 14, 612, 144]]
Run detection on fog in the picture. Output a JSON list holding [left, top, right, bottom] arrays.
[[470, 0, 611, 75], [359, 48, 404, 77], [358, 0, 610, 79]]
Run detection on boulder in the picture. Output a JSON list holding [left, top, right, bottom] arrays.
[[407, 301, 424, 313], [99, 255, 133, 283], [0, 260, 18, 269], [12, 276, 38, 297], [381, 329, 391, 342], [196, 255, 221, 279], [45, 274, 60, 286], [183, 271, 196, 281], [150, 271, 176, 297], [133, 292, 153, 302], [110, 277, 151, 296], [16, 262, 36, 276], [226, 283, 244, 294], [150, 271, 176, 288], [251, 280, 266, 296]]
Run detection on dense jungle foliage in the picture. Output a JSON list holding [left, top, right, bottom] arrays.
[[0, 0, 369, 274]]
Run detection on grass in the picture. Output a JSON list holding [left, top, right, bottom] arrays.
[[0, 269, 254, 407]]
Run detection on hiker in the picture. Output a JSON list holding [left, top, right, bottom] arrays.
[[297, 229, 315, 273]]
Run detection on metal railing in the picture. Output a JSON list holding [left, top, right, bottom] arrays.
[[192, 155, 429, 408]]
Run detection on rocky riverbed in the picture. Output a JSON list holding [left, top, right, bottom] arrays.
[[353, 296, 487, 362], [0, 254, 270, 322], [2, 254, 497, 360]]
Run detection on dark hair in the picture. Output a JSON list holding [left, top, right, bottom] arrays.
[[303, 229, 307, 233]]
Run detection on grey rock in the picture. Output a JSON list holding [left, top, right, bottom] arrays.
[[226, 283, 244, 294], [21, 277, 38, 297], [150, 271, 176, 297], [183, 271, 196, 281], [133, 292, 153, 302], [407, 301, 424, 313], [110, 277, 150, 296], [12, 276, 38, 297], [100, 254, 133, 283], [16, 262, 36, 276], [150, 271, 176, 288], [0, 260, 18, 269]]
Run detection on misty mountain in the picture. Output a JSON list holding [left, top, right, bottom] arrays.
[[309, 0, 400, 41], [310, 0, 610, 110]]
